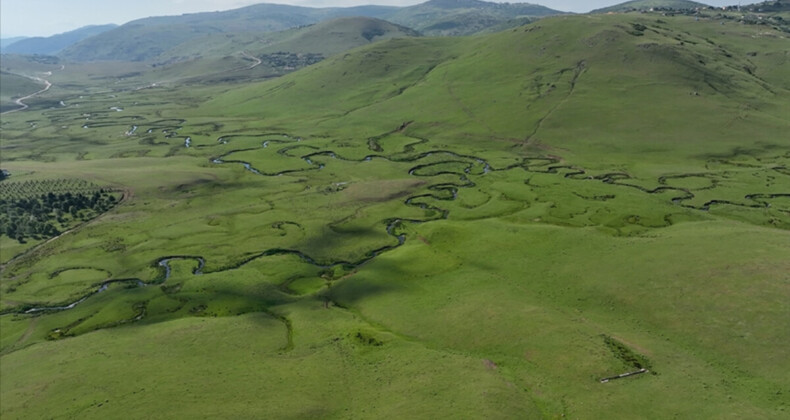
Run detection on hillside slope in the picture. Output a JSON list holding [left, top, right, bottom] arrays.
[[207, 13, 789, 166], [196, 14, 790, 418]]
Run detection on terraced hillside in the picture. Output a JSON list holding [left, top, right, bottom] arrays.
[[1, 12, 788, 419]]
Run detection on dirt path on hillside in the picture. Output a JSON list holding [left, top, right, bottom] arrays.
[[1, 73, 53, 115], [241, 51, 263, 70]]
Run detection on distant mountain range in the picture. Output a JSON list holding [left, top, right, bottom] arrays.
[[5, 0, 783, 64], [58, 4, 385, 62], [56, 0, 563, 62], [2, 25, 118, 56]]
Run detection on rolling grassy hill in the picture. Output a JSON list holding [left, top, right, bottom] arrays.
[[207, 13, 789, 168], [251, 17, 421, 55], [0, 11, 788, 419], [2, 25, 117, 56]]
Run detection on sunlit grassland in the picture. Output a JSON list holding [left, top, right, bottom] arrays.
[[1, 12, 789, 419], [331, 217, 790, 417]]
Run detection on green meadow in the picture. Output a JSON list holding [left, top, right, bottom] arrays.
[[1, 11, 789, 419]]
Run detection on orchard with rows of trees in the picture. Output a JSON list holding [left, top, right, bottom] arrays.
[[0, 178, 120, 243]]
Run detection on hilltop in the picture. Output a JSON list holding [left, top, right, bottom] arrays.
[[592, 0, 710, 13], [384, 0, 564, 35]]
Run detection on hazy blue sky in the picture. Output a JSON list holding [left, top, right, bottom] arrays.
[[1, 0, 737, 38]]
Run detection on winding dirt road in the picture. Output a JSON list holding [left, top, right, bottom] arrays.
[[241, 51, 263, 70], [1, 73, 53, 115]]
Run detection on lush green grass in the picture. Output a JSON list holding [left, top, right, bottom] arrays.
[[331, 218, 790, 417], [205, 14, 790, 170], [1, 305, 545, 418], [1, 12, 788, 419]]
